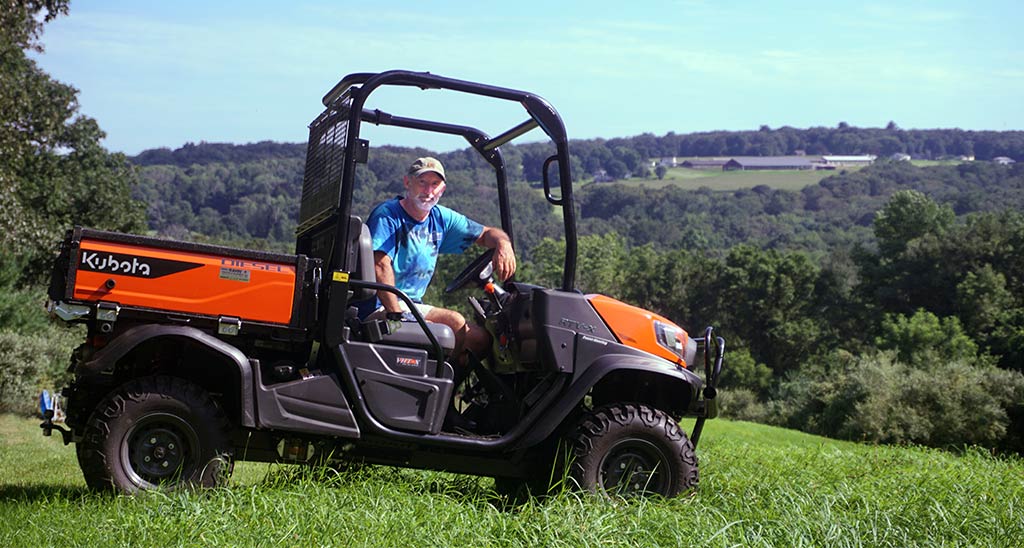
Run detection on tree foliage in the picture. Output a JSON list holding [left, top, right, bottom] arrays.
[[1, 0, 145, 284], [773, 351, 1024, 450], [876, 310, 980, 368]]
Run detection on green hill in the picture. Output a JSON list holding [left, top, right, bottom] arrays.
[[1, 413, 1020, 546], [130, 142, 1024, 256]]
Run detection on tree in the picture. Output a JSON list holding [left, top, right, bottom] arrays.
[[872, 190, 954, 256], [957, 265, 1024, 371], [855, 191, 957, 318], [1, 0, 71, 165], [875, 309, 979, 368], [712, 245, 829, 374], [1, 0, 146, 284], [604, 159, 628, 180], [654, 164, 668, 180], [612, 146, 641, 174]]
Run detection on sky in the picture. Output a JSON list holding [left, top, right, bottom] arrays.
[[31, 0, 1024, 156]]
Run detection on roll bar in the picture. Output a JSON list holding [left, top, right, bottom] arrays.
[[310, 70, 577, 293]]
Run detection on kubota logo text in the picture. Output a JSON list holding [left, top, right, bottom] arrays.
[[81, 252, 152, 276], [78, 248, 204, 279]]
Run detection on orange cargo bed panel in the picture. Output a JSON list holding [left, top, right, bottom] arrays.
[[74, 238, 298, 324]]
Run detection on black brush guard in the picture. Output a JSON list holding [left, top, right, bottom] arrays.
[[690, 326, 725, 446]]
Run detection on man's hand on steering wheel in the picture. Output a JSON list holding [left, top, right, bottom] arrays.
[[445, 228, 517, 294], [492, 238, 516, 282], [445, 249, 495, 294]]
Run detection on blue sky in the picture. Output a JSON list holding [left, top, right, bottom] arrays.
[[32, 0, 1024, 155]]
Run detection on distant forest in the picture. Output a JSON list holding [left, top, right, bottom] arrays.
[[129, 124, 1024, 254], [130, 129, 1024, 260], [133, 123, 1024, 170]]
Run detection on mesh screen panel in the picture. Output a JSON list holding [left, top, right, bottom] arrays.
[[298, 99, 351, 233]]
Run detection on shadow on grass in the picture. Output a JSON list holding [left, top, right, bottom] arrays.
[[0, 483, 92, 502], [411, 474, 574, 512], [240, 460, 570, 512]]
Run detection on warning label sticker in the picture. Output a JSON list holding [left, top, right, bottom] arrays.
[[219, 267, 251, 282]]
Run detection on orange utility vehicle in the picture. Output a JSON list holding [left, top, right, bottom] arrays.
[[42, 70, 723, 498]]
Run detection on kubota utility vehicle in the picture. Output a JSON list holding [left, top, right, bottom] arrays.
[[41, 70, 723, 498]]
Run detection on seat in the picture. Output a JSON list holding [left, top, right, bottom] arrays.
[[379, 320, 456, 353], [345, 216, 456, 354], [344, 216, 377, 302]]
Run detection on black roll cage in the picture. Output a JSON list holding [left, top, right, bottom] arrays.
[[298, 70, 578, 294]]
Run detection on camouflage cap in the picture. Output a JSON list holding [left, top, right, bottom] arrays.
[[408, 157, 445, 181]]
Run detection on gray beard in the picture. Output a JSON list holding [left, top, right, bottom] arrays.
[[406, 190, 440, 212]]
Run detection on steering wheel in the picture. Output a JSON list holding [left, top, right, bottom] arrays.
[[445, 248, 495, 294]]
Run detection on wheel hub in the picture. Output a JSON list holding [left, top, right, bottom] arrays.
[[124, 414, 199, 486], [599, 439, 669, 496], [131, 427, 186, 478]]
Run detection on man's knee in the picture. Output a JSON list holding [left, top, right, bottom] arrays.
[[425, 307, 467, 333]]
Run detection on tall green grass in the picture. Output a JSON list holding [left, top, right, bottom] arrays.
[[2, 414, 1021, 546]]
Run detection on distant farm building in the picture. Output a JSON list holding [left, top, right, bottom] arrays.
[[680, 158, 731, 170], [994, 156, 1016, 165], [890, 153, 912, 162], [723, 156, 814, 171], [676, 154, 878, 172], [821, 155, 877, 167]]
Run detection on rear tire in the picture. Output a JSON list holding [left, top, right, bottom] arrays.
[[77, 376, 233, 493], [567, 403, 697, 498]]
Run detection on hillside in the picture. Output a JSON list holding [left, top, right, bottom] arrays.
[[129, 140, 1024, 257], [1, 413, 1020, 545]]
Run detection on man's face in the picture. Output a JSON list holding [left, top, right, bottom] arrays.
[[404, 172, 446, 212]]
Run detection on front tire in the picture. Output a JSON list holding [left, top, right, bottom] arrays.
[[77, 376, 233, 493], [567, 403, 697, 498]]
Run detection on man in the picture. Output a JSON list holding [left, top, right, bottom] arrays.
[[363, 157, 516, 360]]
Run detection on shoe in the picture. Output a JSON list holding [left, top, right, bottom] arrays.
[[442, 407, 477, 434]]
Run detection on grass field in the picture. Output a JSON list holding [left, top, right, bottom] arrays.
[[616, 167, 847, 191], [612, 158, 966, 191], [2, 414, 1021, 546], [910, 160, 964, 167]]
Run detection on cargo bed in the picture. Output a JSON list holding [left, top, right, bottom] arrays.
[[48, 227, 321, 338]]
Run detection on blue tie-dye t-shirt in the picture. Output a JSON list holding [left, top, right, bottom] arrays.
[[367, 197, 484, 304]]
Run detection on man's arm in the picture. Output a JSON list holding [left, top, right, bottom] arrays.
[[476, 226, 516, 282], [373, 251, 403, 313]]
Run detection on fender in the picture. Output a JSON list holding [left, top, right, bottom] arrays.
[[79, 324, 256, 427], [514, 350, 704, 450]]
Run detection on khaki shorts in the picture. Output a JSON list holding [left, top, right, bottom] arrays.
[[365, 301, 434, 321]]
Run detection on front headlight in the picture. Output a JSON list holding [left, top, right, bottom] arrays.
[[655, 321, 688, 364], [683, 335, 697, 368], [651, 321, 700, 368]]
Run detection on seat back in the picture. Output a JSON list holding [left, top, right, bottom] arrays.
[[343, 216, 376, 301], [344, 217, 456, 354]]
